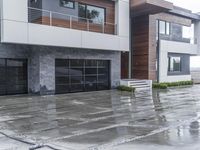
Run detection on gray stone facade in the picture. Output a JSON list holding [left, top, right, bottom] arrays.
[[0, 43, 121, 95]]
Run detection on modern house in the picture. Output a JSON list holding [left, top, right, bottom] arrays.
[[125, 0, 200, 83], [0, 0, 130, 95]]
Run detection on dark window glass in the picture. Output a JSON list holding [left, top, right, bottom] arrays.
[[3, 59, 28, 95], [71, 76, 84, 84], [78, 3, 105, 24], [0, 59, 6, 84], [56, 85, 70, 94], [69, 68, 84, 76], [78, 4, 86, 19], [60, 0, 75, 9], [85, 68, 97, 75], [85, 83, 97, 91], [70, 84, 84, 92], [55, 59, 110, 94], [168, 57, 181, 72], [85, 60, 97, 67], [87, 5, 105, 24], [56, 76, 69, 84]]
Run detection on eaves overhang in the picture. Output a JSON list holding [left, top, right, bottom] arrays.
[[131, 0, 173, 17]]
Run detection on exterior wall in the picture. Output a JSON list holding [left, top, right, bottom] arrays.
[[149, 12, 192, 81], [0, 43, 120, 95], [194, 20, 200, 55], [159, 40, 198, 82], [132, 15, 149, 79], [1, 0, 130, 52], [31, 46, 121, 94]]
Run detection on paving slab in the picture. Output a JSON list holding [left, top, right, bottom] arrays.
[[0, 86, 200, 150]]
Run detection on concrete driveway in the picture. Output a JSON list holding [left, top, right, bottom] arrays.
[[0, 85, 200, 150]]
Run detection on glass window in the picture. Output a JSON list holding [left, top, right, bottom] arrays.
[[78, 4, 86, 19], [159, 20, 170, 35], [87, 5, 105, 24], [159, 21, 166, 34], [168, 57, 181, 72], [78, 3, 105, 24], [166, 22, 170, 35], [60, 0, 75, 9]]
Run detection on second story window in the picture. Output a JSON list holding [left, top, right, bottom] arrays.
[[168, 56, 181, 72], [159, 20, 170, 35], [78, 3, 105, 24], [60, 0, 75, 9]]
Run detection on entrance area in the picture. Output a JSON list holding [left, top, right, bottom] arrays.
[[0, 59, 28, 95], [55, 59, 110, 94]]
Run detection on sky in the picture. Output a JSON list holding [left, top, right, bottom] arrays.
[[166, 0, 200, 68]]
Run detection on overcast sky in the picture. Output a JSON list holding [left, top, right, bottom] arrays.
[[166, 0, 200, 13], [166, 0, 200, 68]]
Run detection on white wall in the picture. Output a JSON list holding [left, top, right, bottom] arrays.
[[159, 40, 197, 82], [194, 21, 200, 55], [0, 0, 130, 52]]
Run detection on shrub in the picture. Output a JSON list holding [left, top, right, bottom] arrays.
[[117, 86, 135, 92], [153, 83, 168, 89], [164, 80, 193, 87], [153, 80, 193, 89]]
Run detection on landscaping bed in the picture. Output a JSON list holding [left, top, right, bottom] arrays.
[[153, 81, 193, 89]]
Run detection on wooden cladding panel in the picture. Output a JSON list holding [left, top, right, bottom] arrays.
[[131, 15, 149, 79]]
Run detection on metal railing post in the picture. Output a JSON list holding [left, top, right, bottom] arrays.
[[50, 11, 52, 26], [70, 16, 72, 29], [102, 22, 105, 33], [87, 19, 89, 31]]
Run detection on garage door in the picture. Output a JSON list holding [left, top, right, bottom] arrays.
[[55, 59, 110, 94], [0, 59, 28, 95]]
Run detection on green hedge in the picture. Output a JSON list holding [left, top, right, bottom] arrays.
[[153, 83, 168, 89], [117, 85, 135, 92], [153, 80, 193, 89]]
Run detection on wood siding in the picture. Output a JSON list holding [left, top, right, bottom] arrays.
[[131, 15, 149, 79]]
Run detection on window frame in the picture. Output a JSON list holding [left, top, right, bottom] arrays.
[[159, 20, 171, 35], [60, 0, 75, 9], [78, 3, 106, 24]]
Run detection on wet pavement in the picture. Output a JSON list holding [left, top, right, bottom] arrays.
[[0, 85, 200, 150]]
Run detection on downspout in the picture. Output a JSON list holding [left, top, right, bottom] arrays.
[[157, 20, 160, 83], [129, 0, 132, 79]]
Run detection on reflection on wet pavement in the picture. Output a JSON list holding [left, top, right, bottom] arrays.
[[0, 85, 200, 150]]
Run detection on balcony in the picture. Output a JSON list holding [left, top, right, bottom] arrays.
[[1, 0, 129, 52], [28, 7, 117, 35]]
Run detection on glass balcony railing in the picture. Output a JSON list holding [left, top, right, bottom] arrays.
[[28, 7, 117, 35]]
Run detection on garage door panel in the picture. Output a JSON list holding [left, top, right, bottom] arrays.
[[55, 59, 110, 94], [0, 59, 28, 95]]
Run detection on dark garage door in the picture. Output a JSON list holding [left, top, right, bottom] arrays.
[[0, 59, 28, 95], [55, 59, 110, 94]]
